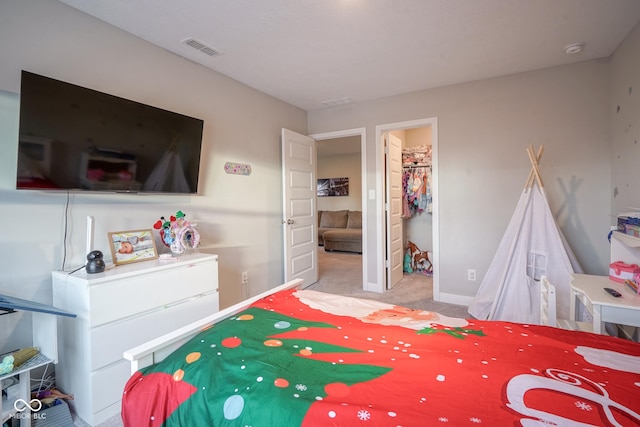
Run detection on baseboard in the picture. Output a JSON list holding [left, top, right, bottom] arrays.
[[436, 292, 472, 307], [365, 282, 384, 293]]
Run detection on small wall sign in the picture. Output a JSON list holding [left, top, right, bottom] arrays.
[[224, 162, 252, 176]]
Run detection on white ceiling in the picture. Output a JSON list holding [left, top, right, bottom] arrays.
[[58, 0, 640, 112]]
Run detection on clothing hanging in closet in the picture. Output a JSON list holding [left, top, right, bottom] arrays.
[[402, 166, 431, 218]]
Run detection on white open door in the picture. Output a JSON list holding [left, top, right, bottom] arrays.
[[386, 133, 404, 289], [282, 128, 318, 285]]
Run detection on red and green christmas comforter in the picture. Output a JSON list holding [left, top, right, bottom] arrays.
[[122, 289, 640, 426]]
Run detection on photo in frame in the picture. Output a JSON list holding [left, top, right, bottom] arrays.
[[107, 229, 158, 265], [317, 177, 349, 197]]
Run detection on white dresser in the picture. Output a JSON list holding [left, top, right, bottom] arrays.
[[52, 253, 219, 426]]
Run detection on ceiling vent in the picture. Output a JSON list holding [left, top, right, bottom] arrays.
[[321, 97, 353, 107], [182, 37, 221, 57]]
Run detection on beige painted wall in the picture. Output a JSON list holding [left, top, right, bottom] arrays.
[[0, 0, 306, 353], [309, 59, 613, 301], [406, 126, 432, 148], [610, 22, 640, 216], [317, 153, 362, 211]]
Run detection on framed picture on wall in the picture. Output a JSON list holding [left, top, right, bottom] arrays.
[[317, 177, 349, 197], [107, 229, 158, 265]]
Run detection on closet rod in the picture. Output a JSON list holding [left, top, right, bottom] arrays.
[[403, 164, 431, 169]]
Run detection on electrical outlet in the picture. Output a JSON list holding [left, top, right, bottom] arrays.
[[241, 271, 248, 284], [467, 269, 476, 281]]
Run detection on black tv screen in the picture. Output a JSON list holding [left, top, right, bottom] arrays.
[[17, 70, 204, 194]]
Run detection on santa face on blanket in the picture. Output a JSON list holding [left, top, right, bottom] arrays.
[[293, 290, 467, 330]]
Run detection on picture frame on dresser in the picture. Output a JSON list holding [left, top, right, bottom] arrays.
[[107, 229, 158, 265]]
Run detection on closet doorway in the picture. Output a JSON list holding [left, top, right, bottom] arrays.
[[376, 118, 439, 299], [312, 129, 367, 290]]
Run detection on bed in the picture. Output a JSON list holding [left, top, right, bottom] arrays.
[[121, 279, 640, 426]]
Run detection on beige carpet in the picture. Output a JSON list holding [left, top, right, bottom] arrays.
[[308, 247, 470, 319]]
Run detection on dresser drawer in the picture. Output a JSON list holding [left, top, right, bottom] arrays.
[[89, 259, 217, 326], [92, 359, 131, 414], [90, 291, 219, 369]]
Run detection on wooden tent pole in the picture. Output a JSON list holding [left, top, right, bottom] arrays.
[[524, 145, 544, 190]]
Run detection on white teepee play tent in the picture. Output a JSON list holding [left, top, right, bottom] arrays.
[[468, 146, 583, 323]]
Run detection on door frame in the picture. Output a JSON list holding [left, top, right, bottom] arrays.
[[310, 127, 367, 291], [375, 118, 440, 299]]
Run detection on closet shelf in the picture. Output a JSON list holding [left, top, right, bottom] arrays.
[[403, 163, 431, 168]]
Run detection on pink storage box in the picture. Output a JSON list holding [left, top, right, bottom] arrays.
[[609, 261, 640, 283], [631, 272, 640, 295]]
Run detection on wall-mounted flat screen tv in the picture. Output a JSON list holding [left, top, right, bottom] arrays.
[[17, 70, 204, 194]]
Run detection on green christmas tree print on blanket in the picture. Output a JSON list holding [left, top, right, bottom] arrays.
[[128, 307, 392, 426]]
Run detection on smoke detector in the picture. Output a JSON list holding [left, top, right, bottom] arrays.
[[564, 43, 584, 55]]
